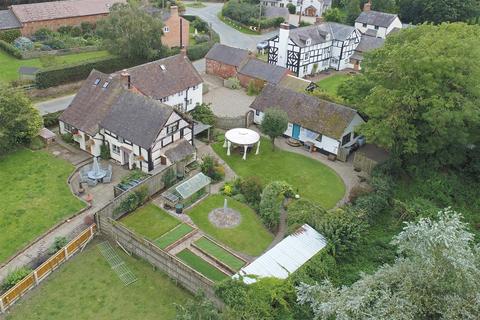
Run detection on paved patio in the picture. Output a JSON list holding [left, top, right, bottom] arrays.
[[202, 73, 255, 117]]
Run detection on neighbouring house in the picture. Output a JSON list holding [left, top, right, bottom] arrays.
[[159, 6, 189, 48], [250, 84, 365, 159], [59, 54, 201, 172], [261, 0, 331, 17], [268, 22, 361, 78], [59, 70, 195, 173], [206, 43, 290, 89], [205, 43, 250, 79], [349, 34, 384, 70], [0, 9, 21, 31], [354, 1, 402, 39], [6, 0, 126, 36], [235, 224, 327, 284]]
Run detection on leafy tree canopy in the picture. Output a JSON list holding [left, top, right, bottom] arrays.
[[0, 88, 42, 154], [260, 108, 288, 150], [398, 0, 480, 24], [323, 7, 345, 23], [297, 209, 480, 319], [190, 103, 215, 125], [339, 23, 480, 167], [97, 3, 166, 61]]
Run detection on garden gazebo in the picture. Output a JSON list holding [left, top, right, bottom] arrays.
[[223, 128, 260, 160]]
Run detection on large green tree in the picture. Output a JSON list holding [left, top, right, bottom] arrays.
[[0, 88, 42, 154], [260, 108, 288, 150], [339, 23, 480, 166], [297, 209, 480, 319], [97, 3, 166, 61], [398, 0, 480, 24], [345, 0, 361, 25]]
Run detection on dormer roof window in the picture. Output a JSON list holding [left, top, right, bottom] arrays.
[[305, 38, 311, 46]]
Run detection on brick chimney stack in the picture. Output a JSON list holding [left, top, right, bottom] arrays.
[[170, 5, 178, 17], [363, 0, 372, 12], [120, 69, 131, 90]]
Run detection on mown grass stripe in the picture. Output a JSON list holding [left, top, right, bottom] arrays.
[[194, 237, 245, 271], [155, 224, 194, 249], [176, 249, 228, 282]]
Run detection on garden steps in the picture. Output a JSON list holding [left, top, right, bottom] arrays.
[[167, 230, 203, 256]]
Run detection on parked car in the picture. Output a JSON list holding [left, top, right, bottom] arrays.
[[256, 40, 269, 51]]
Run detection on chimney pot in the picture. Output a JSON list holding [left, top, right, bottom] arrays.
[[170, 5, 178, 16], [280, 22, 290, 30], [120, 70, 131, 89]]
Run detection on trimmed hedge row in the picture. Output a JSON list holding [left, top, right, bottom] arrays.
[[0, 29, 21, 44], [35, 56, 142, 89], [0, 39, 22, 58]]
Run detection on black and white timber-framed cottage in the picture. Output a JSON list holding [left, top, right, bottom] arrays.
[[268, 22, 361, 78]]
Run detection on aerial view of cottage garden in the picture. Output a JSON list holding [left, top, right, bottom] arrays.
[[0, 0, 479, 319]]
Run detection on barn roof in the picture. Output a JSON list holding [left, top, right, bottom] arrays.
[[205, 43, 250, 67], [238, 58, 288, 84], [355, 10, 398, 28], [0, 10, 21, 30]]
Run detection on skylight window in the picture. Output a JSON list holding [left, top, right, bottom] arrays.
[[94, 78, 101, 85], [160, 65, 166, 71], [102, 81, 110, 88]]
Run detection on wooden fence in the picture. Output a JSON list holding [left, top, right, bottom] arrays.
[[0, 225, 96, 313]]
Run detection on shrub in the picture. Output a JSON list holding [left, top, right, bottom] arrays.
[[43, 38, 65, 49], [200, 155, 224, 182], [232, 193, 247, 203], [225, 76, 240, 89], [187, 41, 214, 61], [299, 21, 313, 27], [48, 236, 68, 254], [113, 186, 149, 217], [162, 167, 176, 188], [238, 176, 263, 209], [247, 80, 261, 96], [287, 3, 296, 14], [58, 25, 73, 35], [48, 117, 66, 134], [2, 267, 33, 291], [100, 143, 111, 160], [61, 133, 74, 144], [348, 184, 373, 203], [190, 102, 215, 125], [192, 18, 209, 33], [80, 22, 95, 35], [0, 29, 21, 43], [70, 26, 82, 37], [29, 136, 45, 150], [286, 198, 327, 233], [222, 0, 260, 25], [34, 28, 53, 41], [35, 56, 136, 89], [259, 181, 293, 230], [194, 33, 210, 43], [0, 39, 22, 58], [393, 197, 439, 221]]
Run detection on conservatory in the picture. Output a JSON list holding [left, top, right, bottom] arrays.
[[162, 172, 211, 210]]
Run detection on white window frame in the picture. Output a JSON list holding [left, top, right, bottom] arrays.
[[163, 26, 170, 33], [112, 144, 120, 155]]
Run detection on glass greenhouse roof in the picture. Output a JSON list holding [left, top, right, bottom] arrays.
[[175, 173, 211, 199]]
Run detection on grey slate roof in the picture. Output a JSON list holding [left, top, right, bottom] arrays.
[[289, 22, 356, 47], [101, 91, 173, 149], [205, 43, 250, 67], [59, 70, 123, 136], [356, 10, 397, 28], [0, 10, 21, 30], [356, 35, 384, 53], [164, 138, 195, 163], [250, 84, 359, 139], [238, 58, 288, 84]]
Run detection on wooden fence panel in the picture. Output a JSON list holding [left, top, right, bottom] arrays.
[[0, 225, 95, 313]]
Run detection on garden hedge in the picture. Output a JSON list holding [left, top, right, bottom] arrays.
[[0, 39, 22, 58], [35, 56, 142, 89], [0, 29, 21, 43]]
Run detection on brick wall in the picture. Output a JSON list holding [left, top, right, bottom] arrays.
[[20, 14, 108, 36], [162, 7, 189, 48], [205, 59, 238, 79], [237, 73, 266, 90]]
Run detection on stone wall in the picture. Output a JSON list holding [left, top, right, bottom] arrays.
[[214, 114, 246, 130]]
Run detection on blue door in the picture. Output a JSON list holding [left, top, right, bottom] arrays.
[[292, 124, 300, 139]]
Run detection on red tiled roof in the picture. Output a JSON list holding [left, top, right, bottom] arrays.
[[11, 0, 126, 23]]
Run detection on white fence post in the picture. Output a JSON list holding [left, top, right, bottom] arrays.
[[33, 270, 39, 285], [64, 247, 69, 260], [0, 297, 5, 313]]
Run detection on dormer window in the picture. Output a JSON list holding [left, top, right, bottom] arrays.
[[305, 38, 311, 46], [374, 25, 379, 30], [362, 23, 367, 28]]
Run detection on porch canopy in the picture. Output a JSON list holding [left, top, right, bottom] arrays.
[[223, 128, 260, 160]]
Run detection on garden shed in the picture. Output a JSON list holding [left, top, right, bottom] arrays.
[[234, 224, 326, 284], [162, 172, 211, 209]]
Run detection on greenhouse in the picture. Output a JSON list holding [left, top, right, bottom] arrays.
[[162, 172, 211, 211]]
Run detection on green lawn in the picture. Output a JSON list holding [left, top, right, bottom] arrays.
[[155, 224, 194, 249], [194, 237, 245, 271], [120, 204, 180, 240], [0, 149, 85, 263], [187, 195, 273, 256], [176, 249, 229, 282], [212, 137, 345, 209], [0, 49, 111, 82], [316, 74, 352, 97], [6, 240, 192, 320]]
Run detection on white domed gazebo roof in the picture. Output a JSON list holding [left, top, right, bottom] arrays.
[[225, 128, 260, 146]]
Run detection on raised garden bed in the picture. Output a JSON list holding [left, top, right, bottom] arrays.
[[154, 224, 194, 249], [176, 249, 229, 282], [193, 237, 245, 271]]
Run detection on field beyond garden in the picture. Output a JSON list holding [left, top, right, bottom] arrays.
[[212, 137, 345, 209], [0, 149, 85, 262], [0, 50, 111, 83], [5, 240, 192, 320]]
